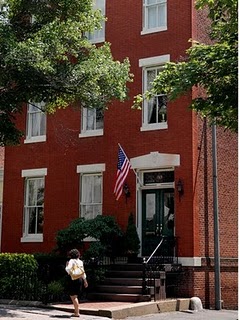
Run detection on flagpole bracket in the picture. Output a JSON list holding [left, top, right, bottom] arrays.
[[123, 183, 131, 202]]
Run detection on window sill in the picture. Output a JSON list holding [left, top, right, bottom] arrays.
[[89, 38, 105, 44], [79, 130, 103, 138], [21, 234, 43, 242], [141, 27, 167, 35], [24, 136, 46, 144], [83, 236, 97, 242], [141, 123, 168, 131]]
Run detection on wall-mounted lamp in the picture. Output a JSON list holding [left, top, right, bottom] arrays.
[[176, 179, 184, 196], [123, 183, 130, 202]]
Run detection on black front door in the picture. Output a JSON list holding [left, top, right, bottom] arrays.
[[142, 189, 174, 256]]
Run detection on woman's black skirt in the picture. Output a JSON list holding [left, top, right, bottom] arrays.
[[66, 277, 83, 296]]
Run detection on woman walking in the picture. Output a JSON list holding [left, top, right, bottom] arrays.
[[65, 249, 88, 317]]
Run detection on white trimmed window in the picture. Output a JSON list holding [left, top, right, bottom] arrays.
[[0, 2, 9, 23], [21, 168, 47, 243], [142, 0, 167, 35], [139, 55, 169, 131], [77, 164, 105, 219], [80, 107, 104, 137], [25, 102, 46, 143], [87, 0, 105, 43]]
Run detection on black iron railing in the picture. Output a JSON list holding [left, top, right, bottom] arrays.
[[0, 266, 48, 302], [142, 236, 179, 300]]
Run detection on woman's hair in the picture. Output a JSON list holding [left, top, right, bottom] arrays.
[[69, 248, 80, 259]]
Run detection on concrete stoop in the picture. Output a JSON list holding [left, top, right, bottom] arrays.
[[51, 298, 191, 319], [0, 298, 191, 319]]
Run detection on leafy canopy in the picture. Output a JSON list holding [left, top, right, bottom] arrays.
[[0, 0, 132, 146], [133, 0, 238, 132]]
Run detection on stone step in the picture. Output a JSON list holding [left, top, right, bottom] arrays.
[[87, 292, 151, 303], [95, 285, 143, 294], [103, 277, 143, 286], [109, 263, 144, 271], [105, 270, 143, 278]]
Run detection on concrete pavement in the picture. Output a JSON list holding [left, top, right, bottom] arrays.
[[127, 309, 238, 320], [0, 300, 237, 320], [0, 303, 238, 320]]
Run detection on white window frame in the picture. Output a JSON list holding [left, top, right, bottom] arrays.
[[0, 2, 9, 23], [141, 0, 167, 35], [77, 164, 105, 221], [87, 0, 105, 44], [139, 55, 170, 131], [24, 102, 46, 144], [79, 107, 104, 138], [21, 168, 47, 243]]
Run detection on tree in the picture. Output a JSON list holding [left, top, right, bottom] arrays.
[[0, 0, 132, 146], [133, 0, 237, 132]]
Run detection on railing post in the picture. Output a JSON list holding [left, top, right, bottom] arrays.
[[41, 263, 50, 305], [142, 257, 148, 295]]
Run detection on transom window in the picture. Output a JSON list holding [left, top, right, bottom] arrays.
[[25, 102, 46, 143], [23, 176, 45, 241], [80, 107, 104, 137], [80, 173, 103, 219], [144, 171, 174, 185], [142, 0, 167, 34], [87, 0, 105, 43], [142, 66, 168, 130]]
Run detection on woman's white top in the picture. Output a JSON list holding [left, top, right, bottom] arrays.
[[65, 258, 87, 280]]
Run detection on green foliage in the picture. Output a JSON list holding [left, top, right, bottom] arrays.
[[124, 213, 140, 255], [34, 252, 67, 281], [133, 0, 238, 132], [0, 253, 45, 300], [82, 241, 106, 261], [56, 215, 123, 256], [0, 252, 38, 274], [0, 0, 132, 146], [47, 280, 65, 301], [55, 217, 87, 253]]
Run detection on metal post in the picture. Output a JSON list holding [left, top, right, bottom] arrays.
[[212, 124, 221, 310], [142, 258, 148, 295]]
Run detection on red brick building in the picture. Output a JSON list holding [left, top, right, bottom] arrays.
[[1, 0, 237, 309]]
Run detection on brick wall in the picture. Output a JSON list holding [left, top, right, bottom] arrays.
[[191, 117, 238, 309]]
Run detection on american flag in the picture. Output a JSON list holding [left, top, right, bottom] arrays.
[[114, 145, 131, 201]]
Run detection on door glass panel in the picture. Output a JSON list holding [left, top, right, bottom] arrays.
[[145, 193, 156, 235], [142, 189, 174, 256], [162, 191, 174, 236]]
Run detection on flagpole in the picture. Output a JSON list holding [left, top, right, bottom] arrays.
[[118, 143, 143, 187]]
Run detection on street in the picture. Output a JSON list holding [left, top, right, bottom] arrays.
[[0, 305, 238, 320]]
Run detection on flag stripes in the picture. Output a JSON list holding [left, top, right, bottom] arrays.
[[114, 145, 131, 200]]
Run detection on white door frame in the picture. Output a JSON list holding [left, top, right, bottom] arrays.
[[130, 152, 180, 256]]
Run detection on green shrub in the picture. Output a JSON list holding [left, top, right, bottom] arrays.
[[56, 215, 123, 257], [82, 241, 106, 261], [34, 252, 67, 281], [123, 213, 140, 255], [48, 280, 64, 294], [56, 217, 87, 253], [0, 252, 38, 275], [0, 253, 42, 300]]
